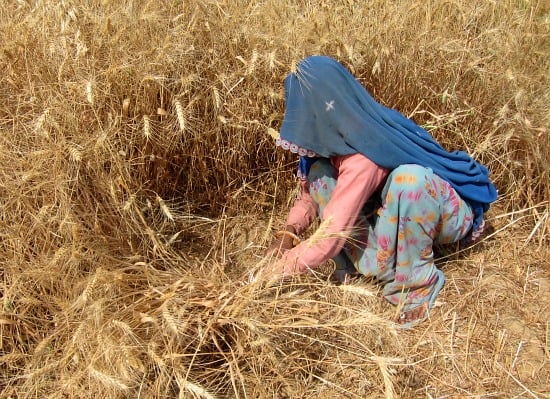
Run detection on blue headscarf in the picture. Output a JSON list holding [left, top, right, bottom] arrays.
[[280, 56, 497, 229]]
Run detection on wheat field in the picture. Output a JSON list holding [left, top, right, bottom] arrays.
[[1, 0, 548, 398]]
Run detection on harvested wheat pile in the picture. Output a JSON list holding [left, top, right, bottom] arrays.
[[1, 1, 548, 398]]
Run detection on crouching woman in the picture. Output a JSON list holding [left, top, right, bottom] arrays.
[[264, 56, 497, 328]]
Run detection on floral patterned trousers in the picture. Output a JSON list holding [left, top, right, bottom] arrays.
[[308, 160, 474, 311]]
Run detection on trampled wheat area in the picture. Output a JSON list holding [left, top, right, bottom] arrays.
[[1, 1, 548, 398]]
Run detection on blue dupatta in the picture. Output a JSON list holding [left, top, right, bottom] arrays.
[[280, 56, 497, 229]]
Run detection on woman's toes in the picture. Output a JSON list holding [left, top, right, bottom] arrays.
[[398, 303, 428, 324]]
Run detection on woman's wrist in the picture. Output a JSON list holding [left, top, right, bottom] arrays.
[[284, 225, 297, 234]]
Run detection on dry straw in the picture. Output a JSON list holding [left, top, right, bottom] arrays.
[[1, 0, 548, 398], [174, 99, 185, 132]]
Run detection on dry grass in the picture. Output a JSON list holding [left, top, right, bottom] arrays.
[[1, 0, 548, 398]]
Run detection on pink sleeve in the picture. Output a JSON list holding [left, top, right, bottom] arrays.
[[285, 179, 318, 235], [281, 154, 388, 274]]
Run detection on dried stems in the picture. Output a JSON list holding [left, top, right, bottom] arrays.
[[1, 0, 548, 398]]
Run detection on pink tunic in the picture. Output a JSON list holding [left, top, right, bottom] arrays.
[[282, 153, 388, 272]]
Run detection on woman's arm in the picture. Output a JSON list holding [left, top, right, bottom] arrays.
[[265, 179, 318, 257], [285, 179, 318, 235], [280, 154, 388, 274]]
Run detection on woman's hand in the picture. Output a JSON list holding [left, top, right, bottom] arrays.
[[265, 226, 299, 258], [240, 226, 301, 285], [247, 257, 298, 285], [244, 257, 287, 285], [265, 235, 293, 258]]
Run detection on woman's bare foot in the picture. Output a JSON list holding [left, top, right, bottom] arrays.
[[398, 302, 429, 325]]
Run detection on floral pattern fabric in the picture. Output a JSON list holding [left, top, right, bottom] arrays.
[[308, 160, 474, 310]]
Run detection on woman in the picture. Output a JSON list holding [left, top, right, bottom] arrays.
[[265, 56, 497, 328]]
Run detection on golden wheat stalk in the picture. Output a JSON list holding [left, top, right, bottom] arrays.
[[212, 86, 221, 112], [174, 100, 185, 132], [143, 115, 151, 140], [176, 375, 218, 399], [156, 195, 174, 222], [67, 144, 82, 163], [89, 367, 129, 390], [34, 109, 49, 137], [2, 1, 548, 398], [246, 48, 258, 75], [85, 80, 94, 105]]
